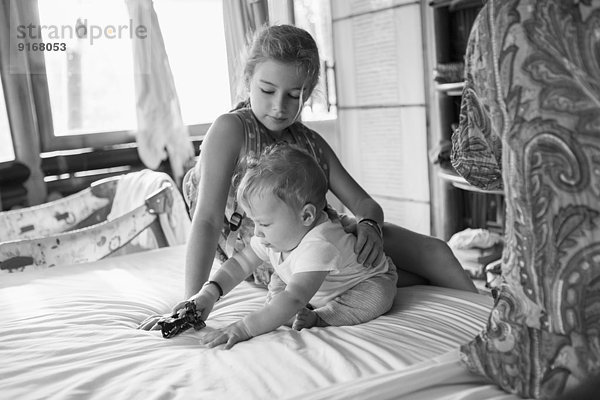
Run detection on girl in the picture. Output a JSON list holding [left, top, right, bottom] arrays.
[[140, 24, 474, 330]]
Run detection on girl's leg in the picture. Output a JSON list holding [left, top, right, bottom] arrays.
[[383, 223, 477, 293]]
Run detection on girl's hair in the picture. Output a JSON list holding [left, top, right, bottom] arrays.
[[233, 24, 320, 110], [237, 143, 328, 213]]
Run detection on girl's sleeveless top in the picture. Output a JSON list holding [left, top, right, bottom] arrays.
[[182, 108, 329, 286]]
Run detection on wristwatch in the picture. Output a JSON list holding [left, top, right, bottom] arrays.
[[358, 218, 383, 238]]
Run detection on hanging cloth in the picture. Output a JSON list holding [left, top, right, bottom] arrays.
[[125, 0, 194, 186]]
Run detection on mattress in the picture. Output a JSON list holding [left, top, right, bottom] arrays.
[[0, 245, 511, 399]]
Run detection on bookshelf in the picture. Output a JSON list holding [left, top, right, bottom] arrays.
[[424, 0, 504, 240]]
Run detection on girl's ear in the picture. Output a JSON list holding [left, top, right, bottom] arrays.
[[301, 203, 317, 226]]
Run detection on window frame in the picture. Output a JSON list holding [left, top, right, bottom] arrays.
[[5, 0, 335, 156], [0, 70, 16, 166], [31, 58, 211, 152], [21, 1, 212, 154]]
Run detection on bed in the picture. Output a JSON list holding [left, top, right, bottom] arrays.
[[0, 245, 516, 399]]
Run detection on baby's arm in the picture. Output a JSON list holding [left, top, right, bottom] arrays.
[[201, 270, 328, 349], [243, 270, 328, 336]]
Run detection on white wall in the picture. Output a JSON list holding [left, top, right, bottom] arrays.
[[331, 0, 430, 234]]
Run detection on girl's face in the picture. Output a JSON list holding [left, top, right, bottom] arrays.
[[249, 60, 306, 134]]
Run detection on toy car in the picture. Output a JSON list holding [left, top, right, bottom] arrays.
[[157, 300, 206, 338]]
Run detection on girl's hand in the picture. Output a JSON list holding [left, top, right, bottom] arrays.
[[181, 286, 219, 321], [199, 320, 252, 349], [355, 220, 384, 268], [137, 313, 168, 331], [137, 286, 219, 331], [339, 214, 358, 234]]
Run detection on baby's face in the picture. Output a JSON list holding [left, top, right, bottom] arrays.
[[245, 193, 307, 253]]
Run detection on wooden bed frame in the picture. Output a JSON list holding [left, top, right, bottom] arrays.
[[0, 175, 175, 272]]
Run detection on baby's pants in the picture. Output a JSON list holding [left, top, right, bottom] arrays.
[[266, 258, 398, 326]]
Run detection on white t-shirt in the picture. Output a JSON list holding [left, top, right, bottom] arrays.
[[250, 220, 389, 307]]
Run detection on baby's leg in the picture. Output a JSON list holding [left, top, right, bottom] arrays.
[[295, 260, 398, 330], [292, 306, 327, 330]]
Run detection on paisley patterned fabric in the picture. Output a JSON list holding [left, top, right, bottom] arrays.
[[451, 5, 504, 191], [454, 0, 600, 398], [182, 108, 329, 286]]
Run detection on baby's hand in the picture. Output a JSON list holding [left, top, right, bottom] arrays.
[[199, 320, 252, 349]]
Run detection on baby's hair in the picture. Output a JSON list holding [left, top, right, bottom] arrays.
[[237, 143, 328, 213], [233, 24, 320, 111]]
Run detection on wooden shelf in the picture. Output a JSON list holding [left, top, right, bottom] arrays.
[[429, 0, 484, 10], [435, 81, 465, 96], [428, 0, 495, 238], [438, 167, 503, 195]]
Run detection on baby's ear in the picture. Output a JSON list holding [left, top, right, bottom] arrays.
[[301, 203, 317, 226]]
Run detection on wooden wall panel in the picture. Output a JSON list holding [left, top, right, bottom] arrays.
[[332, 0, 430, 234]]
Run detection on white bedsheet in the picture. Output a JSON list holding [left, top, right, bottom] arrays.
[[1, 246, 506, 400], [295, 350, 517, 400]]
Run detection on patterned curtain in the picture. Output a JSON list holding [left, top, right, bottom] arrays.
[[454, 0, 600, 397], [125, 0, 194, 186]]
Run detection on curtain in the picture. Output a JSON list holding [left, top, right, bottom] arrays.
[[0, 0, 46, 205], [125, 0, 194, 186], [457, 1, 600, 397], [222, 0, 268, 106]]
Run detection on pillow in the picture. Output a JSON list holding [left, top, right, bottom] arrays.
[[454, 0, 600, 398]]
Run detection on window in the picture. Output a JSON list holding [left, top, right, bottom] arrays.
[[155, 0, 231, 127], [294, 0, 337, 121], [0, 76, 15, 163], [36, 0, 136, 150], [33, 0, 230, 151]]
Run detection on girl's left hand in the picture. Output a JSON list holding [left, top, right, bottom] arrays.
[[199, 320, 252, 349], [354, 221, 384, 268]]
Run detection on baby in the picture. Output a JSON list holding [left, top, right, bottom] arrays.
[[193, 144, 398, 349]]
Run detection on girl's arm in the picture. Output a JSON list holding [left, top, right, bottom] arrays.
[[314, 134, 385, 267], [202, 245, 263, 299], [200, 270, 328, 349], [184, 113, 244, 297], [186, 245, 263, 321], [138, 114, 245, 331]]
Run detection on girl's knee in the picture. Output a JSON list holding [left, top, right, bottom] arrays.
[[428, 236, 454, 258]]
